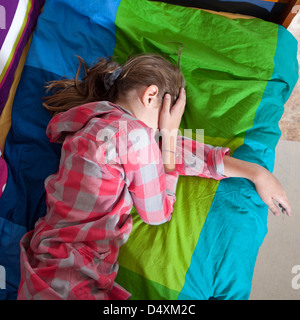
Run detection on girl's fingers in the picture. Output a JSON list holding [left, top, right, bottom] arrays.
[[162, 94, 171, 113], [272, 196, 292, 216], [275, 197, 292, 216], [178, 87, 186, 101], [269, 201, 281, 216], [279, 203, 288, 215], [171, 88, 186, 114]]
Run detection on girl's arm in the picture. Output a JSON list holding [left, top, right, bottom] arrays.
[[223, 155, 291, 216], [120, 122, 179, 225], [159, 88, 291, 217]]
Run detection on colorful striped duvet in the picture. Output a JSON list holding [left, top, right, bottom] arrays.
[[0, 0, 298, 300]]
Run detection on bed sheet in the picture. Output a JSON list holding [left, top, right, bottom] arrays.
[[0, 0, 298, 300]]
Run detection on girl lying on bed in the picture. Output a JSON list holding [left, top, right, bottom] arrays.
[[17, 53, 291, 300]]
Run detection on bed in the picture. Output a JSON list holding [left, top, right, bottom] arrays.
[[0, 0, 298, 300]]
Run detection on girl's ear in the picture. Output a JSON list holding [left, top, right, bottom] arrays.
[[141, 85, 159, 108]]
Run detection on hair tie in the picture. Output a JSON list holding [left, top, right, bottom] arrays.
[[104, 67, 122, 90]]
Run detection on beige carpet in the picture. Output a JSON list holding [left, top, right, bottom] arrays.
[[279, 13, 300, 142]]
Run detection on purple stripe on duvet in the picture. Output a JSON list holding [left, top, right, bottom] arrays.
[[0, 0, 45, 115], [0, 0, 19, 50]]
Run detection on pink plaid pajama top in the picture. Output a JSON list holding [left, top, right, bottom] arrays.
[[17, 101, 229, 300]]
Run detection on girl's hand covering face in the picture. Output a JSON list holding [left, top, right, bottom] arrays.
[[158, 88, 186, 133]]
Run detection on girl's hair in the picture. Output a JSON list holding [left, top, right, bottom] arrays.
[[43, 53, 185, 115]]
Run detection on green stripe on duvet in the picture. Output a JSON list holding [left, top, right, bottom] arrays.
[[118, 266, 180, 300], [112, 0, 277, 142], [115, 0, 279, 299], [117, 178, 217, 298]]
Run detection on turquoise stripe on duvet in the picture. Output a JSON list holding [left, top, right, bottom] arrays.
[[178, 25, 298, 300]]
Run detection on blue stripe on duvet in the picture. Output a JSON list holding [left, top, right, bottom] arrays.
[[25, 0, 121, 76]]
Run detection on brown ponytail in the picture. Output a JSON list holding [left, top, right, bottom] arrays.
[[43, 53, 185, 115]]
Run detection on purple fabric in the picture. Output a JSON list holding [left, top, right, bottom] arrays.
[[0, 0, 45, 115], [0, 0, 19, 50]]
